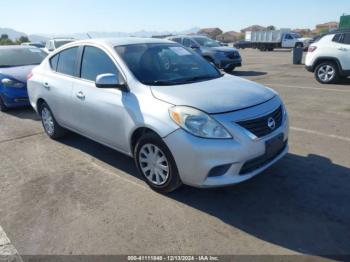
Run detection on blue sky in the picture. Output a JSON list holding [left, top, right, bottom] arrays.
[[0, 0, 348, 34]]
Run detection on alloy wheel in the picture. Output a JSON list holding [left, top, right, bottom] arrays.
[[317, 65, 335, 82]]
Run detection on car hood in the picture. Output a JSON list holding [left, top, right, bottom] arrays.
[[150, 74, 276, 114], [0, 65, 36, 83], [210, 46, 238, 52]]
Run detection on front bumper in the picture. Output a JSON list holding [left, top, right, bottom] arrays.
[[0, 87, 30, 108], [217, 58, 242, 69], [163, 99, 289, 188]]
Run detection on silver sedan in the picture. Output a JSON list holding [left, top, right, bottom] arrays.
[[28, 38, 289, 193]]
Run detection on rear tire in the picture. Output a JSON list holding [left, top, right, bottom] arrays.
[[315, 62, 339, 84], [0, 97, 8, 112], [134, 133, 182, 193], [39, 102, 67, 139]]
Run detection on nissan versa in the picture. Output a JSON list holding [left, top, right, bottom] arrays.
[[27, 38, 289, 193]]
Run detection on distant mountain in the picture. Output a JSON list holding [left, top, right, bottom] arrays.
[[28, 34, 49, 42], [42, 27, 201, 39], [0, 28, 27, 40]]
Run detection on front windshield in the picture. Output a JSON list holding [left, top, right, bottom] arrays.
[[55, 40, 73, 48], [0, 48, 47, 67], [193, 37, 221, 47], [115, 43, 222, 86]]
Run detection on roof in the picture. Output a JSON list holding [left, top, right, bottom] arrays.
[[316, 22, 339, 28], [72, 37, 173, 47], [220, 31, 240, 36], [198, 28, 222, 33], [241, 25, 266, 32]]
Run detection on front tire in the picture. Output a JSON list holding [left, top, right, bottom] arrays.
[[315, 62, 339, 84], [224, 66, 235, 73], [0, 97, 8, 112], [39, 102, 67, 139], [134, 133, 182, 193]]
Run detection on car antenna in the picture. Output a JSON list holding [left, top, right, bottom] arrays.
[[87, 33, 92, 39]]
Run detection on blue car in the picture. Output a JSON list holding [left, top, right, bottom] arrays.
[[0, 46, 47, 111]]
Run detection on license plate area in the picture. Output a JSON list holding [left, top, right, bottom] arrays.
[[265, 134, 284, 159]]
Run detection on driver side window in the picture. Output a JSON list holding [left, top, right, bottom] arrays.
[[80, 46, 119, 82]]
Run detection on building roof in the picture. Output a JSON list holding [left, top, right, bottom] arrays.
[[316, 22, 339, 28], [241, 25, 266, 33]]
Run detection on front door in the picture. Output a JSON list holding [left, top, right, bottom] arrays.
[[71, 46, 129, 151], [282, 34, 296, 48]]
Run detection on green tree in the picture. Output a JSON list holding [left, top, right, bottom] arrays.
[[267, 25, 276, 31], [16, 36, 30, 44], [0, 34, 14, 45]]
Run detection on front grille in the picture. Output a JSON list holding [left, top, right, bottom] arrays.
[[236, 106, 283, 138], [227, 51, 239, 59], [239, 140, 288, 175]]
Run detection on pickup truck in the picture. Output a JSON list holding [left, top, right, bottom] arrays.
[[247, 29, 312, 51]]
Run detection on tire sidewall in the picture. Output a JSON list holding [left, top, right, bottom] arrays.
[[39, 102, 66, 139], [0, 96, 8, 112], [315, 62, 338, 84], [134, 134, 182, 193]]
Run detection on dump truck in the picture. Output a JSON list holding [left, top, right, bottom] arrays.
[[246, 29, 311, 51]]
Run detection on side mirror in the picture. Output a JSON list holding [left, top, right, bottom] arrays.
[[95, 73, 128, 91]]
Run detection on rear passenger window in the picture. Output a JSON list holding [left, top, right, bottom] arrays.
[[50, 54, 59, 71], [56, 47, 78, 76], [332, 34, 344, 43], [343, 33, 350, 45], [80, 46, 117, 81]]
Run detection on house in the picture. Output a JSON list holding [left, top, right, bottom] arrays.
[[216, 31, 241, 43], [315, 22, 339, 33], [241, 25, 266, 33], [292, 28, 312, 37], [198, 28, 223, 39]]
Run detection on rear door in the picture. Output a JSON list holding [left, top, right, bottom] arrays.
[[70, 45, 129, 151], [42, 47, 79, 128], [338, 33, 350, 70]]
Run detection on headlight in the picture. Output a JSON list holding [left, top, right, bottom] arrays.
[[1, 78, 25, 88], [169, 106, 232, 139]]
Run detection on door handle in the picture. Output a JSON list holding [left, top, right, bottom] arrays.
[[76, 91, 85, 100], [43, 82, 50, 90]]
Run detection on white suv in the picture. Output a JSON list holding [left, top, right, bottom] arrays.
[[305, 31, 350, 84]]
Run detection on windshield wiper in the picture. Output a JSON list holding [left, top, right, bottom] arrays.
[[145, 80, 185, 86], [181, 75, 222, 83]]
